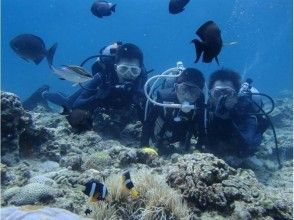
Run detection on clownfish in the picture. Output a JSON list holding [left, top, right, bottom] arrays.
[[122, 170, 139, 199], [83, 180, 108, 202]]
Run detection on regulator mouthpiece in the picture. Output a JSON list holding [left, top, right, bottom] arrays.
[[181, 101, 194, 113]]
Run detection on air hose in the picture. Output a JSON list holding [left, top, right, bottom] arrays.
[[251, 100, 282, 169], [144, 62, 197, 120], [250, 93, 275, 115]]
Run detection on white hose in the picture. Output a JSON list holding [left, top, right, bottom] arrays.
[[144, 62, 195, 120]]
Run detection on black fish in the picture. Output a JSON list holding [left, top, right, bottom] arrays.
[[65, 109, 93, 132], [91, 0, 116, 18], [84, 208, 92, 215], [10, 34, 57, 67], [169, 0, 190, 14], [22, 85, 51, 111], [191, 21, 223, 65]]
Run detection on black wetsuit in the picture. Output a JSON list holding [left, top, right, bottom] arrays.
[[141, 88, 205, 153], [43, 57, 147, 122], [206, 95, 267, 156]]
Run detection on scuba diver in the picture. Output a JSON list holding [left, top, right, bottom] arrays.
[[141, 63, 205, 155], [205, 69, 271, 157], [42, 42, 148, 134]]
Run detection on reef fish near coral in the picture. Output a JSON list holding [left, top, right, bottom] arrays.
[[122, 170, 139, 198], [83, 180, 108, 202]]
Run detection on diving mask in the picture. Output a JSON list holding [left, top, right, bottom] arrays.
[[210, 86, 236, 99], [175, 83, 202, 103], [116, 64, 141, 80]]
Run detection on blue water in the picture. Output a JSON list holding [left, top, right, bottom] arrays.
[[1, 0, 292, 100]]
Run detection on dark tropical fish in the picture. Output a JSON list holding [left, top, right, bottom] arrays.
[[191, 21, 223, 65], [91, 0, 116, 18], [64, 108, 93, 132], [169, 0, 190, 14], [83, 180, 108, 202], [10, 34, 57, 67], [22, 85, 51, 111]]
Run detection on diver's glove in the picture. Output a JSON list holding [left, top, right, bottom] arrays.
[[237, 83, 253, 113], [215, 94, 239, 119], [215, 95, 230, 119]]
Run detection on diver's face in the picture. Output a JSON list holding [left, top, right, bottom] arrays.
[[115, 58, 141, 82], [210, 80, 237, 107], [175, 83, 201, 104]]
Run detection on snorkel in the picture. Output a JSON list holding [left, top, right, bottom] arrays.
[[144, 61, 197, 120]]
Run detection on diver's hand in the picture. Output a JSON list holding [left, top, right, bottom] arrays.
[[235, 95, 252, 114], [224, 95, 238, 110], [215, 95, 230, 119]]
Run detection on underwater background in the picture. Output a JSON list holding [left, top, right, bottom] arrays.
[[1, 0, 293, 100], [1, 0, 293, 219]]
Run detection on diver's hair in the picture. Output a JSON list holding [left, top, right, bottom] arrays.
[[177, 68, 205, 89], [208, 68, 241, 91], [115, 43, 144, 66]]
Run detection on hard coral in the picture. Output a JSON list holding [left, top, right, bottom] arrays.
[[166, 153, 293, 219], [1, 92, 32, 158], [83, 151, 111, 171], [8, 183, 59, 206]]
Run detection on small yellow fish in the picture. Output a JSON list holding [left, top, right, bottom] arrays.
[[141, 147, 158, 157]]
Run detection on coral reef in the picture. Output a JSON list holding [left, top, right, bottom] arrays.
[[1, 92, 32, 162], [60, 154, 83, 171], [166, 153, 293, 219], [1, 91, 292, 219], [120, 121, 142, 146], [4, 183, 60, 206], [260, 96, 293, 161], [83, 151, 111, 171], [1, 163, 7, 181]]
